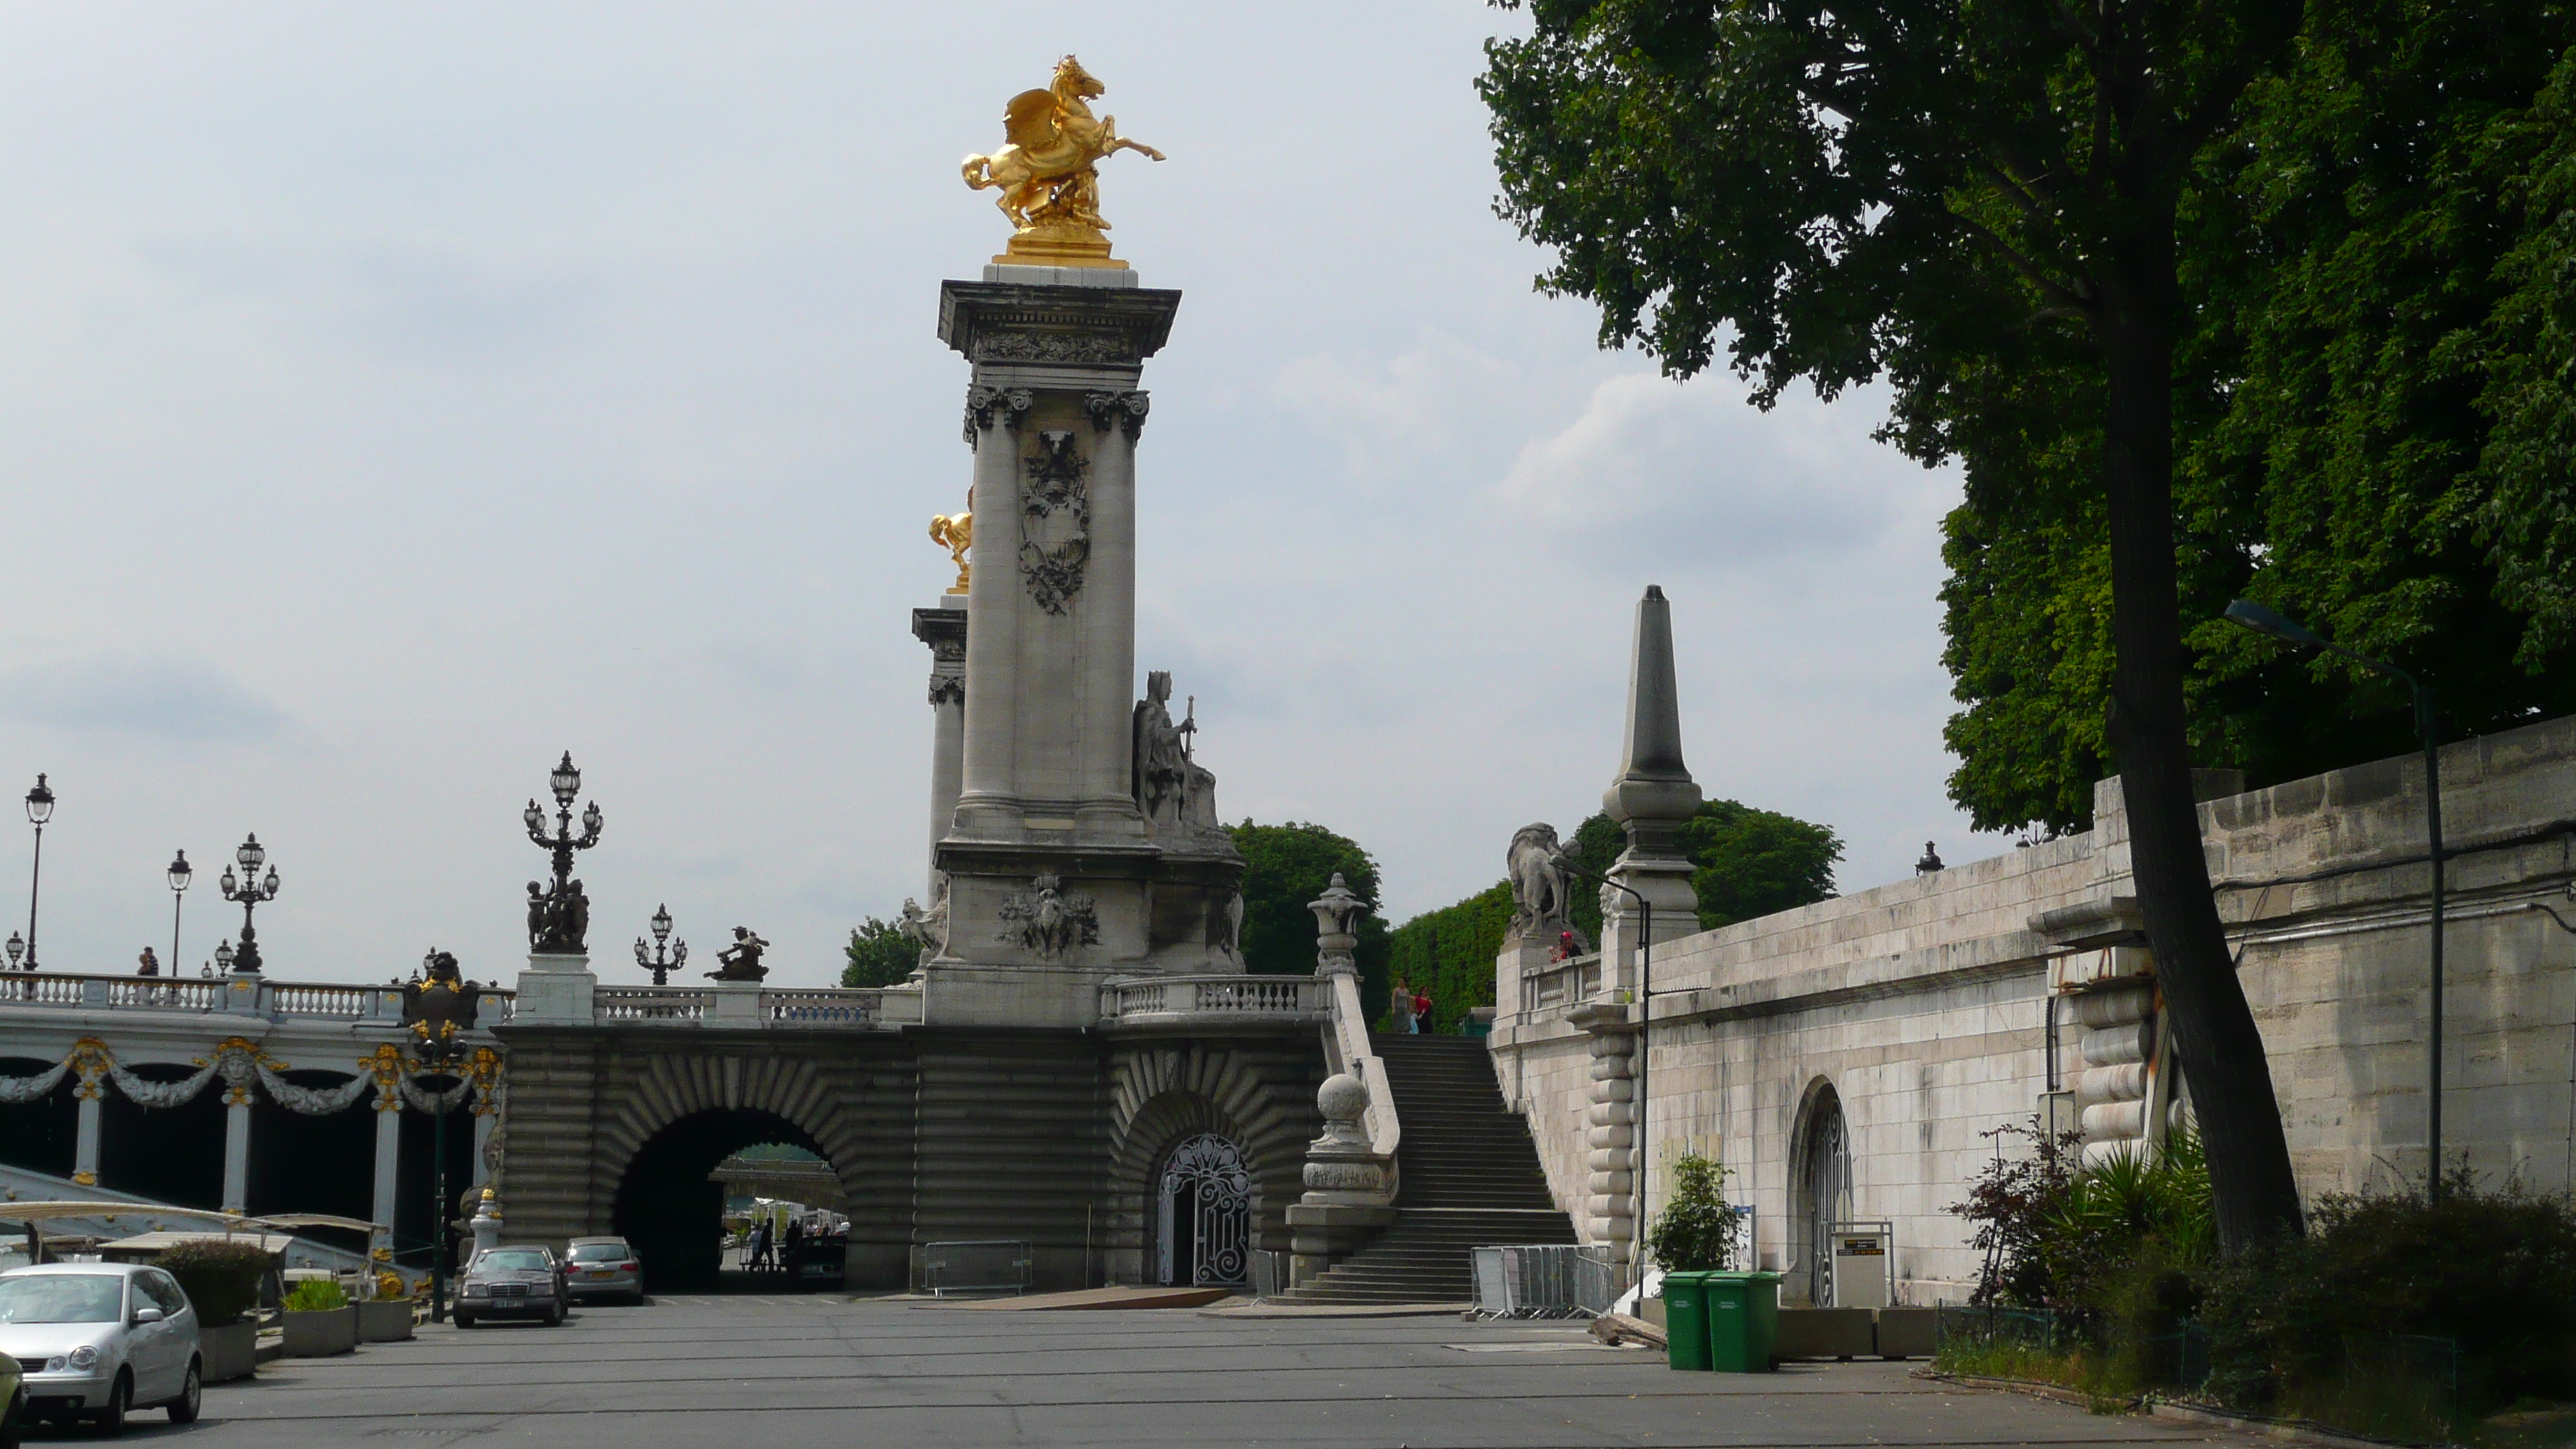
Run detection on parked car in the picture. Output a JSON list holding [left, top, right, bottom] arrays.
[[454, 1246, 567, 1328], [563, 1238, 642, 1304], [0, 1262, 203, 1434], [2, 1348, 23, 1449]]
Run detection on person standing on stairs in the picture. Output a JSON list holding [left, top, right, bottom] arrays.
[[1390, 978, 1415, 1033], [1413, 989, 1434, 1033]]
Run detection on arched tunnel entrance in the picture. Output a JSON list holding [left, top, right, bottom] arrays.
[[611, 1108, 844, 1293]]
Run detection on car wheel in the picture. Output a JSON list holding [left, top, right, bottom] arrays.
[[91, 1369, 129, 1437], [166, 1357, 202, 1424], [454, 1311, 478, 1329], [2, 1387, 25, 1449], [544, 1302, 564, 1327]]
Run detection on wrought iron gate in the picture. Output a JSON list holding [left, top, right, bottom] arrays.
[[1156, 1133, 1250, 1286], [1797, 1086, 1852, 1306]]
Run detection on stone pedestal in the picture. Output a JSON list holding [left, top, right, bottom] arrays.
[[1288, 1073, 1397, 1286], [512, 952, 595, 1025], [923, 266, 1244, 1029], [709, 980, 763, 1028]]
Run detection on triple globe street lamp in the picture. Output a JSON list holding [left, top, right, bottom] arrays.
[[219, 834, 281, 975]]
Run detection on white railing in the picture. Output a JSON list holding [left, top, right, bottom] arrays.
[[1521, 951, 1602, 1013], [761, 988, 876, 1027], [1320, 969, 1400, 1164], [1100, 974, 1328, 1023], [594, 985, 711, 1023], [0, 971, 510, 1025]]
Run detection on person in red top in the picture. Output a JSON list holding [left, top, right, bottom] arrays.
[[1413, 991, 1434, 1033]]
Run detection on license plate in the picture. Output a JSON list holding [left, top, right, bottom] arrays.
[[585, 1269, 615, 1277]]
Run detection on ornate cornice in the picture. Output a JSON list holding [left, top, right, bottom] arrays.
[[937, 282, 1183, 368]]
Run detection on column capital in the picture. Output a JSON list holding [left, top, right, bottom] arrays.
[[1083, 389, 1150, 440], [962, 385, 1033, 447]]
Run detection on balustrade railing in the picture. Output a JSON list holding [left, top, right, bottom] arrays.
[[761, 988, 876, 1026], [1100, 974, 1327, 1023], [594, 985, 711, 1023], [0, 970, 511, 1026], [1521, 951, 1602, 1012]]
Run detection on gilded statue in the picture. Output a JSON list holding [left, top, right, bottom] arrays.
[[930, 488, 973, 593], [961, 55, 1164, 266]]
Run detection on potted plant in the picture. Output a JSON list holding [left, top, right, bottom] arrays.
[[157, 1238, 272, 1383], [357, 1273, 415, 1343], [279, 1277, 359, 1357]]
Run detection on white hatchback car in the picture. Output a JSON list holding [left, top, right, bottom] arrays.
[[0, 1262, 202, 1435]]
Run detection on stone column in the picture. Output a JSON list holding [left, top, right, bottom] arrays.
[[371, 1086, 401, 1234], [471, 1108, 497, 1190], [1074, 394, 1143, 831], [913, 602, 968, 896], [221, 1094, 252, 1214], [69, 1041, 104, 1187], [1571, 1004, 1638, 1262], [953, 388, 1029, 837]]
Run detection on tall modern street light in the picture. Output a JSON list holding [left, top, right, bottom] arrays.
[[22, 774, 53, 970], [219, 834, 282, 975], [2224, 598, 2448, 1192], [166, 851, 193, 981]]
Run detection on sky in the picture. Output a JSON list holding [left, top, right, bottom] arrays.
[[0, 2, 1996, 990]]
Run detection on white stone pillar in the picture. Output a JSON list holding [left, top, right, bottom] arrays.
[[1075, 402, 1141, 829], [371, 1088, 401, 1233], [512, 952, 594, 1025], [1574, 1012, 1638, 1262], [914, 601, 968, 894], [221, 1097, 252, 1214], [470, 1109, 496, 1190], [954, 395, 1028, 836], [71, 1095, 101, 1187]]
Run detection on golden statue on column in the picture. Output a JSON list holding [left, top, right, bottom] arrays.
[[961, 55, 1164, 268]]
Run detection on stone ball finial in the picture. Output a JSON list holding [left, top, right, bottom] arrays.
[[1317, 1072, 1368, 1123]]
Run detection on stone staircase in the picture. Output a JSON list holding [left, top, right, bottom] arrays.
[[1273, 1034, 1576, 1304]]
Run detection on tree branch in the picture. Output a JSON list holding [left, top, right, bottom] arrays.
[[1950, 210, 2096, 317]]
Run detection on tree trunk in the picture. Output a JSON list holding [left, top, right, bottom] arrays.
[[2097, 238, 2306, 1253]]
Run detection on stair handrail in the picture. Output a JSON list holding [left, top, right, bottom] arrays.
[[1320, 968, 1399, 1161]]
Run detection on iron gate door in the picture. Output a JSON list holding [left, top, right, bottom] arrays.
[[1156, 1133, 1250, 1286]]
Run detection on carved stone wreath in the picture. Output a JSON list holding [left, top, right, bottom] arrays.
[[1019, 430, 1092, 615]]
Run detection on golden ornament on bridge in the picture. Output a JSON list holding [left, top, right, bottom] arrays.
[[961, 55, 1164, 268]]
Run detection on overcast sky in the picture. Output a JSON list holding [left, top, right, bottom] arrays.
[[0, 2, 1994, 989]]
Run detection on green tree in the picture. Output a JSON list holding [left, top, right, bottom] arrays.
[[1228, 820, 1394, 1004], [1483, 0, 2309, 1245], [1680, 802, 1843, 930], [1942, 1, 2576, 836], [841, 916, 919, 988], [1386, 881, 1516, 1033]]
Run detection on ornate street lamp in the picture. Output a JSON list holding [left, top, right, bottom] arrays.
[[166, 851, 193, 983], [399, 948, 484, 1324], [218, 834, 281, 974], [2227, 598, 2448, 1194], [4, 932, 20, 971], [525, 752, 604, 955], [212, 940, 235, 975], [22, 774, 53, 970], [634, 904, 687, 986]]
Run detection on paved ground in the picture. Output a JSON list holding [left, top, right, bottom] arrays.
[[46, 1295, 2274, 1449]]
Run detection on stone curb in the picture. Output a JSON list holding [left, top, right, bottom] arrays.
[[1912, 1368, 2138, 1412], [1201, 1302, 1471, 1319], [2150, 1400, 2458, 1449]]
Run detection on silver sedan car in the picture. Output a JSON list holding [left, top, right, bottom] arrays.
[[563, 1238, 642, 1304], [0, 1262, 203, 1434]]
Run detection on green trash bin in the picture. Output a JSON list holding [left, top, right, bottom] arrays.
[[1702, 1271, 1783, 1372], [1660, 1271, 1714, 1371]]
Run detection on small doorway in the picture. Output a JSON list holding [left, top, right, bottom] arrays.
[[1155, 1133, 1250, 1286], [1791, 1081, 1852, 1307]]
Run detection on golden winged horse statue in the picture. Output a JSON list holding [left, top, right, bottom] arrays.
[[961, 56, 1164, 265]]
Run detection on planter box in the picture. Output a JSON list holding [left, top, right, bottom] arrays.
[[198, 1321, 257, 1383], [1775, 1307, 1875, 1360], [280, 1305, 358, 1358], [357, 1300, 414, 1343]]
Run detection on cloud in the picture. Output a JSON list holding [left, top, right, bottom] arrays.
[[0, 656, 292, 742]]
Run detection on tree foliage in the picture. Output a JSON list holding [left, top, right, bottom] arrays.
[[1645, 1154, 1739, 1272], [1228, 820, 1393, 1004], [841, 916, 919, 989], [1386, 882, 1515, 1034]]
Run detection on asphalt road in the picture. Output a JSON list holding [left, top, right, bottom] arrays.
[[43, 1296, 2273, 1449]]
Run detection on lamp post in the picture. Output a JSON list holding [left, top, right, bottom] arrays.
[[218, 834, 281, 975], [22, 774, 52, 970], [2225, 598, 2446, 1194], [634, 904, 687, 986], [406, 949, 471, 1324], [166, 851, 193, 981], [525, 752, 603, 954]]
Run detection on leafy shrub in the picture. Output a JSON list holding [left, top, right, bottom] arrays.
[[281, 1277, 348, 1312], [1645, 1155, 1738, 1271], [1949, 1116, 2211, 1337], [156, 1238, 271, 1327], [2199, 1173, 2576, 1420]]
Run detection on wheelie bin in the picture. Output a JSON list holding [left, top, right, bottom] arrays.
[[1660, 1271, 1714, 1371], [1702, 1270, 1784, 1372]]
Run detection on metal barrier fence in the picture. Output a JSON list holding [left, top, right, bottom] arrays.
[[1468, 1245, 1619, 1319], [921, 1239, 1033, 1297]]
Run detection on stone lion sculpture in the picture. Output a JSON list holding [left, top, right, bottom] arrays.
[[1506, 824, 1581, 937]]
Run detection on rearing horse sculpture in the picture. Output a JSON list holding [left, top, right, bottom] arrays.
[[961, 55, 1165, 236]]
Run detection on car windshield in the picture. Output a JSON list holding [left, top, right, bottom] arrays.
[[475, 1250, 550, 1273], [567, 1244, 628, 1262], [0, 1274, 123, 1324]]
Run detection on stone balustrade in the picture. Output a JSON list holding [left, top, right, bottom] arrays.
[[1098, 974, 1327, 1025], [1519, 951, 1602, 1016], [0, 969, 515, 1024]]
